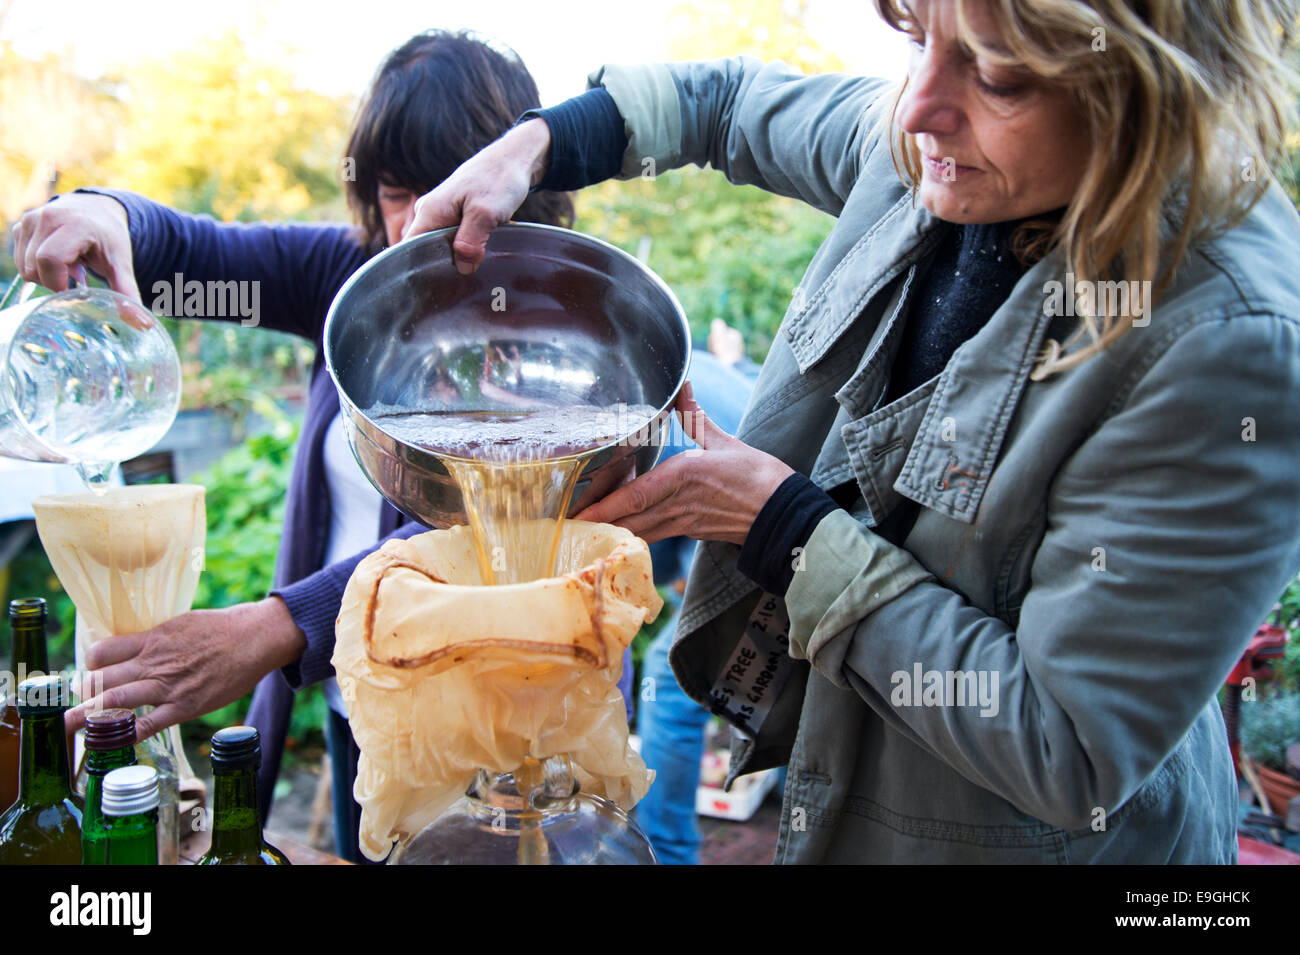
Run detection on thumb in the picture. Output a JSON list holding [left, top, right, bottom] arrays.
[[675, 380, 729, 450]]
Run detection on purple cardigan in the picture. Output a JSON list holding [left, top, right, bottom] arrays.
[[84, 189, 636, 706]]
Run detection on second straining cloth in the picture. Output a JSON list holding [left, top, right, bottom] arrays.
[[333, 519, 663, 862]]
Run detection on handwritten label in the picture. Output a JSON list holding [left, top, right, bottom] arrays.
[[707, 593, 793, 738]]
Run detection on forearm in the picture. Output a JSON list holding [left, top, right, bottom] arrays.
[[737, 472, 839, 595], [274, 520, 427, 689], [72, 187, 362, 340], [520, 88, 628, 192], [785, 493, 1285, 830], [785, 515, 1131, 827], [587, 58, 894, 215]]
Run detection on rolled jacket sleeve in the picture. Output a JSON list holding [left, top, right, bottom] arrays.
[[784, 509, 935, 662], [782, 312, 1300, 830], [587, 57, 896, 216]]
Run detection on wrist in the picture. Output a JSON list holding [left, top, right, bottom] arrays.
[[71, 188, 130, 234], [252, 595, 306, 670], [738, 473, 839, 597], [513, 117, 552, 189]]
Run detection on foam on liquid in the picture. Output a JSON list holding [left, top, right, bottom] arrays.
[[371, 403, 658, 585]]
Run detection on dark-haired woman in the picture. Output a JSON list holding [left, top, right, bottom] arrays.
[[14, 29, 577, 862]]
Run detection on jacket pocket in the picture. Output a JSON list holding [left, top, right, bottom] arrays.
[[995, 504, 1047, 626], [836, 794, 1071, 863]]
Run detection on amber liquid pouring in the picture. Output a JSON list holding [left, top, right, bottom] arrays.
[[371, 404, 656, 586]]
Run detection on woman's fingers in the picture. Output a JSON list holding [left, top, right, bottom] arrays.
[[84, 632, 144, 669], [33, 227, 91, 292], [134, 703, 186, 743], [403, 186, 504, 274], [403, 188, 459, 241], [75, 656, 147, 703], [575, 459, 682, 526], [66, 600, 306, 741], [70, 679, 166, 726], [451, 201, 505, 275], [104, 255, 142, 303], [12, 194, 137, 296], [402, 120, 547, 273]]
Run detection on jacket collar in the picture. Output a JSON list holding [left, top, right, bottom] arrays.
[[784, 192, 944, 374], [789, 190, 1064, 525], [895, 251, 1062, 523]]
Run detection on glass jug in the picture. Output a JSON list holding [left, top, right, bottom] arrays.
[[0, 277, 180, 480], [389, 754, 658, 865]]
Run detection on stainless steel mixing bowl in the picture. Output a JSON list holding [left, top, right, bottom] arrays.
[[324, 223, 692, 528]]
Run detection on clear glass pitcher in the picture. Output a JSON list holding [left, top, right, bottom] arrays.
[[0, 277, 180, 477]]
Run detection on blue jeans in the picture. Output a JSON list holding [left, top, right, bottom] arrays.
[[632, 352, 757, 865], [633, 596, 710, 864]]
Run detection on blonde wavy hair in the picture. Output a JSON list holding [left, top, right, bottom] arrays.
[[874, 0, 1300, 378]]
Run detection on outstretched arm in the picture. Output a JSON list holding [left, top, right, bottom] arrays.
[[404, 57, 895, 271], [12, 189, 366, 341], [67, 519, 426, 741]]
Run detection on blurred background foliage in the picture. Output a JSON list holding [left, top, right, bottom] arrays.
[[3, 0, 1300, 764]]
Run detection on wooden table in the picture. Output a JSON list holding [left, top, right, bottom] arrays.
[[178, 829, 351, 865]]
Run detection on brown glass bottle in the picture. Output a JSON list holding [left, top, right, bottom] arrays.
[[0, 676, 83, 864], [1, 598, 50, 813], [196, 726, 290, 865]]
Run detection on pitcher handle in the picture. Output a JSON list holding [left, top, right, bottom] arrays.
[[0, 275, 35, 310]]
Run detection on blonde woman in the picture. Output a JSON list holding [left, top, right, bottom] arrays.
[[406, 0, 1300, 862]]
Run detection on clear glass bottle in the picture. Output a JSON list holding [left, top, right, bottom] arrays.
[[389, 754, 658, 865], [0, 675, 83, 864], [102, 765, 159, 865], [134, 728, 179, 865], [80, 708, 138, 865]]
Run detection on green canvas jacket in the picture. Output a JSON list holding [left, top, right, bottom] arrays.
[[590, 56, 1300, 863]]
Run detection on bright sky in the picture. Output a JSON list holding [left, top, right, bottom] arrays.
[[3, 0, 910, 104]]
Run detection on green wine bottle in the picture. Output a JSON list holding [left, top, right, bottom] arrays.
[[197, 726, 290, 865], [102, 765, 159, 865], [1, 598, 51, 813], [0, 676, 83, 864], [81, 709, 138, 865]]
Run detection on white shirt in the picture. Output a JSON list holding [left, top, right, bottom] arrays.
[[320, 412, 384, 717]]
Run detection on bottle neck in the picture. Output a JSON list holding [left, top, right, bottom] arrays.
[[469, 754, 578, 816], [19, 712, 72, 805], [86, 745, 136, 777], [105, 809, 159, 865], [9, 620, 49, 690], [209, 766, 264, 855]]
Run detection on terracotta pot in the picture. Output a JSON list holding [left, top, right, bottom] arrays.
[[1257, 763, 1300, 816]]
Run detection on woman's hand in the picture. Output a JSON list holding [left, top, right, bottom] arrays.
[[66, 596, 307, 742], [10, 192, 141, 301], [575, 382, 795, 545], [402, 117, 552, 274]]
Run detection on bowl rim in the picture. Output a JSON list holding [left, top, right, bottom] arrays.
[[322, 221, 693, 461]]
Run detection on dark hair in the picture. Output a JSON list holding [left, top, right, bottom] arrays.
[[344, 29, 574, 251]]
